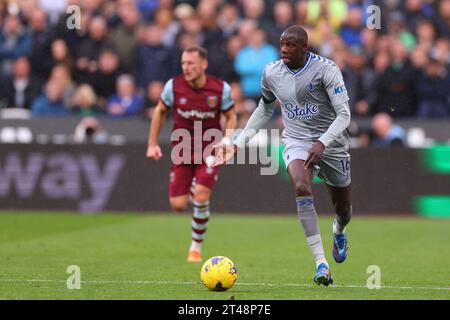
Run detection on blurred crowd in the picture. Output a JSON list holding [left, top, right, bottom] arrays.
[[0, 0, 449, 143]]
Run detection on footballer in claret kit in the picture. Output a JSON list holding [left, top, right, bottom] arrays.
[[147, 46, 237, 263]]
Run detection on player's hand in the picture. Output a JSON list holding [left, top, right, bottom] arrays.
[[147, 144, 163, 160], [211, 143, 237, 167], [305, 141, 325, 170]]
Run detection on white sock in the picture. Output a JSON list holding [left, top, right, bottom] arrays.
[[296, 196, 327, 268], [190, 200, 210, 252], [306, 234, 328, 268], [190, 241, 202, 252], [333, 219, 346, 235]]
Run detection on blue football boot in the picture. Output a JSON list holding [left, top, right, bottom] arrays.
[[332, 220, 348, 263], [313, 263, 333, 286]]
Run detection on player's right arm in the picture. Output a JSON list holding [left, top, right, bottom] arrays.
[[147, 78, 174, 160], [212, 67, 276, 166], [146, 99, 169, 160]]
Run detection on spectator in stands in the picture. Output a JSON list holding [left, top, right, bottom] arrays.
[[71, 84, 102, 117], [404, 0, 434, 34], [48, 64, 76, 108], [75, 16, 114, 84], [347, 120, 370, 148], [79, 0, 103, 17], [134, 24, 175, 90], [89, 49, 122, 107], [387, 11, 416, 51], [37, 0, 67, 25], [355, 128, 371, 148], [236, 18, 257, 44], [29, 9, 55, 80], [207, 34, 242, 83], [100, 0, 121, 27], [331, 46, 347, 70], [0, 57, 42, 110], [154, 8, 180, 48], [373, 39, 417, 117], [241, 0, 268, 26], [134, 0, 161, 21], [234, 28, 278, 100], [55, 0, 90, 57], [342, 47, 376, 116], [218, 3, 241, 40], [435, 0, 450, 38], [265, 0, 294, 46], [106, 74, 143, 117], [339, 7, 363, 47], [143, 80, 164, 119], [197, 0, 223, 52], [373, 50, 391, 75], [110, 4, 141, 73], [18, 0, 40, 24], [430, 38, 450, 65], [0, 0, 447, 127], [173, 3, 196, 30], [311, 20, 336, 58], [416, 57, 450, 118], [305, 0, 347, 30], [375, 35, 392, 56], [294, 0, 308, 26], [371, 112, 407, 147], [177, 31, 201, 51], [31, 80, 68, 116], [50, 38, 73, 70], [410, 44, 430, 71], [360, 29, 378, 62], [0, 14, 32, 79], [197, 0, 236, 80], [176, 8, 205, 48], [415, 20, 438, 50]]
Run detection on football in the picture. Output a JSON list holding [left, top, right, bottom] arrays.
[[200, 256, 237, 291]]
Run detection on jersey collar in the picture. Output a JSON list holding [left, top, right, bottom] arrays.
[[284, 51, 312, 77]]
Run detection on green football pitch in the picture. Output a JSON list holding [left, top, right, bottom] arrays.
[[0, 212, 448, 300]]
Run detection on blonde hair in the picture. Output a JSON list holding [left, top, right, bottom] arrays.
[[73, 84, 97, 107]]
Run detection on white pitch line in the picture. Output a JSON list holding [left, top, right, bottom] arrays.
[[0, 279, 449, 291]]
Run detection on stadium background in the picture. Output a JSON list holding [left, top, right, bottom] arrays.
[[0, 0, 449, 301], [0, 0, 449, 217]]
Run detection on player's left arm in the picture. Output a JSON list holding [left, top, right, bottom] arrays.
[[305, 65, 351, 169]]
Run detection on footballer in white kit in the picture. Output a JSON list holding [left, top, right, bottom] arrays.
[[213, 25, 353, 286], [261, 49, 351, 188]]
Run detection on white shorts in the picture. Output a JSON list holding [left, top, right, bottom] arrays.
[[282, 139, 351, 188]]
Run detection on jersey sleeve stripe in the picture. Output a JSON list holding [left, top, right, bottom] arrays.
[[220, 81, 235, 111], [160, 78, 174, 108]]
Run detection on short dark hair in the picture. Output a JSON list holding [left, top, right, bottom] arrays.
[[282, 25, 308, 44], [183, 46, 208, 60]]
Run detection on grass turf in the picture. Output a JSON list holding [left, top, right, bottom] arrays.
[[0, 212, 449, 300]]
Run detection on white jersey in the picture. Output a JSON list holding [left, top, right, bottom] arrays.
[[262, 52, 350, 157]]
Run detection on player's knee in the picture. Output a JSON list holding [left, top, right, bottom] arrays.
[[294, 182, 312, 197], [193, 192, 210, 204]]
